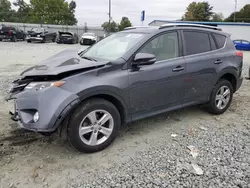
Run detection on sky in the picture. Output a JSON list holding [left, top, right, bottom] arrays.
[[10, 0, 250, 26]]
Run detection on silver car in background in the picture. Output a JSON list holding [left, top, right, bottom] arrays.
[[80, 33, 97, 45]]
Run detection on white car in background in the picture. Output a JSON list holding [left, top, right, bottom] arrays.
[[80, 33, 97, 45]]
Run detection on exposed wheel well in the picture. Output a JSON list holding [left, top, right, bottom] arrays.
[[82, 94, 127, 125], [219, 73, 237, 92]]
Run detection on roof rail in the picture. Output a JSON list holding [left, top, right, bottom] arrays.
[[124, 26, 158, 30], [159, 23, 222, 31]]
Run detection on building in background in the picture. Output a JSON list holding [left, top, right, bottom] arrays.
[[149, 20, 250, 41]]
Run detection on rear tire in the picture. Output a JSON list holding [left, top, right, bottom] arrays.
[[68, 98, 121, 153], [27, 40, 31, 43], [205, 80, 233, 115]]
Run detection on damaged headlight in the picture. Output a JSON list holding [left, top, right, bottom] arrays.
[[25, 81, 65, 91]]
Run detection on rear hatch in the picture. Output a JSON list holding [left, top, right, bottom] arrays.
[[0, 26, 12, 36]]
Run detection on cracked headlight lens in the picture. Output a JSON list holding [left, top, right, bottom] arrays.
[[25, 81, 65, 91]]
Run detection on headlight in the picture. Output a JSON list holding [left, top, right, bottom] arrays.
[[25, 81, 65, 91], [37, 35, 40, 37]]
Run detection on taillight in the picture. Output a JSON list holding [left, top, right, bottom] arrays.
[[236, 51, 243, 58]]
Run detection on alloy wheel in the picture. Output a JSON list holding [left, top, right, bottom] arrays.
[[78, 110, 114, 146], [215, 85, 231, 110]]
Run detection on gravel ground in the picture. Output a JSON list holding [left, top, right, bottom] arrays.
[[0, 42, 250, 188]]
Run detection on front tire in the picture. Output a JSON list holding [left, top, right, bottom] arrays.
[[68, 98, 121, 153], [11, 35, 17, 42], [80, 39, 84, 45], [206, 79, 233, 115], [41, 37, 46, 43], [52, 36, 56, 42]]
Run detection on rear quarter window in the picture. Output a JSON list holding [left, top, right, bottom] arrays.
[[213, 33, 226, 49]]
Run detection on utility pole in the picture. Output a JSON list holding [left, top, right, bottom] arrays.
[[234, 0, 237, 22], [108, 0, 111, 34]]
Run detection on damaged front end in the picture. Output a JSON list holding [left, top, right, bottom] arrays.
[[5, 49, 108, 133], [6, 77, 33, 122], [6, 75, 80, 133]]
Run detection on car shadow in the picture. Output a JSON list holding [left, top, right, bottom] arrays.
[[0, 105, 209, 158]]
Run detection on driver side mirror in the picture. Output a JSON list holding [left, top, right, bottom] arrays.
[[132, 53, 156, 66]]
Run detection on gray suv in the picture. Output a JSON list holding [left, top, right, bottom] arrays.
[[6, 24, 243, 153]]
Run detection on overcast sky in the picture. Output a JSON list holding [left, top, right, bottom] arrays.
[[10, 0, 249, 26]]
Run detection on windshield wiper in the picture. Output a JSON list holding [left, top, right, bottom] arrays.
[[82, 56, 97, 62]]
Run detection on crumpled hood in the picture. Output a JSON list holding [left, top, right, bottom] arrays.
[[20, 49, 108, 77]]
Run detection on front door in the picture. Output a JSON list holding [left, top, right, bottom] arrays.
[[128, 31, 186, 120]]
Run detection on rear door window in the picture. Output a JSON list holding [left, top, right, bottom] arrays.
[[213, 33, 226, 49], [183, 31, 211, 55]]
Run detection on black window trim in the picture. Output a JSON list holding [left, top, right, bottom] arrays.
[[181, 29, 227, 57]]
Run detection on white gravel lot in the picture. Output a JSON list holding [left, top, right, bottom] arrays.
[[0, 42, 250, 188]]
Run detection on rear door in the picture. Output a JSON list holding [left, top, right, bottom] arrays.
[[182, 30, 224, 103]]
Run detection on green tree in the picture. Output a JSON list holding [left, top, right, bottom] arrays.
[[29, 0, 77, 25], [183, 1, 213, 21], [102, 21, 119, 33], [118, 17, 132, 31], [13, 0, 31, 23], [225, 4, 250, 22], [211, 13, 224, 22], [0, 0, 17, 22]]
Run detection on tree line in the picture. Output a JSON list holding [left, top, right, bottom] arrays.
[[102, 2, 250, 32], [0, 0, 77, 25], [1, 0, 249, 30], [182, 1, 250, 22]]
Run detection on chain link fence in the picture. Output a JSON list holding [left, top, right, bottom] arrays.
[[0, 22, 106, 38]]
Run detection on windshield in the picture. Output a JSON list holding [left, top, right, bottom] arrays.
[[82, 33, 95, 36], [31, 28, 44, 33], [82, 33, 145, 61]]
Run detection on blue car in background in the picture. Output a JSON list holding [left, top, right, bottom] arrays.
[[233, 40, 250, 51]]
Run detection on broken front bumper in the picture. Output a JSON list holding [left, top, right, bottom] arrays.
[[8, 87, 79, 132], [27, 37, 43, 42]]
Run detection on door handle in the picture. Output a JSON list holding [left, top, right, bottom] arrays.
[[172, 66, 184, 72], [214, 59, 223, 64]]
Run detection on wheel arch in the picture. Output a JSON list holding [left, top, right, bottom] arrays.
[[79, 92, 129, 126], [218, 72, 237, 92]]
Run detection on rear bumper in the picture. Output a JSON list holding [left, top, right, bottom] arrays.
[[0, 35, 11, 39], [8, 87, 80, 132]]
